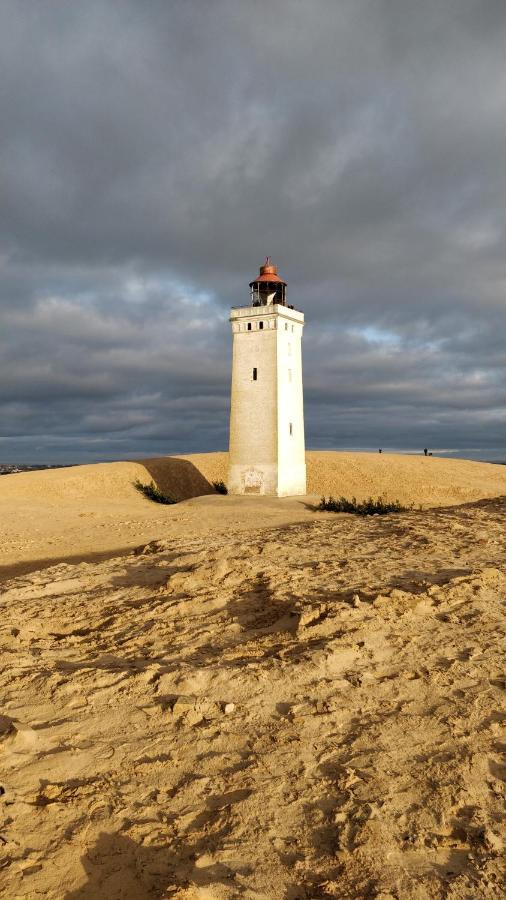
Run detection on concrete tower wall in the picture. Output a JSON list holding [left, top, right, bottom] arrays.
[[276, 315, 306, 496], [228, 303, 306, 496]]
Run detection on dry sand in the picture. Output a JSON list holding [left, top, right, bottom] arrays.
[[0, 452, 505, 898]]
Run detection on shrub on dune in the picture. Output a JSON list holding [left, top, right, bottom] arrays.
[[318, 495, 410, 515], [133, 479, 177, 505]]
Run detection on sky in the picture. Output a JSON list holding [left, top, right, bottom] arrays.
[[0, 0, 505, 463]]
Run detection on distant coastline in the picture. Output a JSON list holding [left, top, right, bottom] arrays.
[[0, 464, 72, 475]]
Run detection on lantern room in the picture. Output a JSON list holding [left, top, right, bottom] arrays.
[[249, 257, 287, 306]]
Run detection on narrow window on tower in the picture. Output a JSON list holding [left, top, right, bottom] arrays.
[[288, 369, 292, 382], [247, 322, 252, 331], [253, 367, 257, 381], [259, 321, 263, 330], [289, 422, 293, 436], [285, 322, 288, 331]]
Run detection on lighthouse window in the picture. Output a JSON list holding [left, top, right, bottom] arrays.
[[289, 422, 293, 436], [288, 369, 292, 382], [285, 322, 288, 331], [259, 321, 263, 330], [253, 367, 257, 381], [247, 322, 252, 330]]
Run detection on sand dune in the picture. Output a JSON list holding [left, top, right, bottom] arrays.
[[1, 452, 505, 897], [0, 456, 216, 504], [1, 451, 505, 580], [179, 451, 506, 508], [1, 451, 505, 508]]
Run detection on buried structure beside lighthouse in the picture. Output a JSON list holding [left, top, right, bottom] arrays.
[[228, 258, 306, 496]]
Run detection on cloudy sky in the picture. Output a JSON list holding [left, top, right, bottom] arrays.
[[1, 0, 505, 463]]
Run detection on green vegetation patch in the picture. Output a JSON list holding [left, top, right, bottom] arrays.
[[133, 479, 177, 505], [212, 480, 228, 495], [318, 495, 410, 515]]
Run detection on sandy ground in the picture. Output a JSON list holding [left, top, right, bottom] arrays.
[[0, 453, 505, 898]]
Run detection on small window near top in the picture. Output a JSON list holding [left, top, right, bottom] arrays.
[[291, 324, 294, 332], [289, 422, 293, 436], [285, 322, 288, 331], [253, 367, 257, 381], [259, 321, 263, 330], [247, 322, 252, 331]]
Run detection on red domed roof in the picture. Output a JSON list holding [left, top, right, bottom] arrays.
[[249, 256, 287, 286]]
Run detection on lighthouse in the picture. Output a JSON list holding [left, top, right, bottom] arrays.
[[228, 258, 306, 496]]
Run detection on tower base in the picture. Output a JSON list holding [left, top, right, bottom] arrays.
[[228, 462, 306, 497]]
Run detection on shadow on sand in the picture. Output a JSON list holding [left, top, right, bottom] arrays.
[[135, 457, 216, 502], [0, 545, 139, 583], [63, 828, 332, 899], [63, 828, 245, 899]]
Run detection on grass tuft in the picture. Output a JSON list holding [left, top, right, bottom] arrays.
[[133, 479, 177, 505], [212, 480, 228, 495], [318, 495, 410, 515]]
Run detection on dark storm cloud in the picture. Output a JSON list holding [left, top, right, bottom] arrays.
[[0, 0, 504, 462]]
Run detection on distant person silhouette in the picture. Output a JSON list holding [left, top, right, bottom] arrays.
[[379, 448, 382, 454], [423, 448, 428, 456]]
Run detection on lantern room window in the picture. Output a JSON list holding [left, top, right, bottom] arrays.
[[249, 257, 287, 307]]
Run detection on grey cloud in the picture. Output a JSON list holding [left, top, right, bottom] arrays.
[[0, 0, 504, 462]]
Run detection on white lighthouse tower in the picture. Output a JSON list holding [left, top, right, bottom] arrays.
[[228, 258, 306, 496]]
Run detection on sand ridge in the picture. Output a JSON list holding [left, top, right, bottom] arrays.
[[1, 451, 506, 580], [179, 451, 506, 508], [2, 452, 505, 507]]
